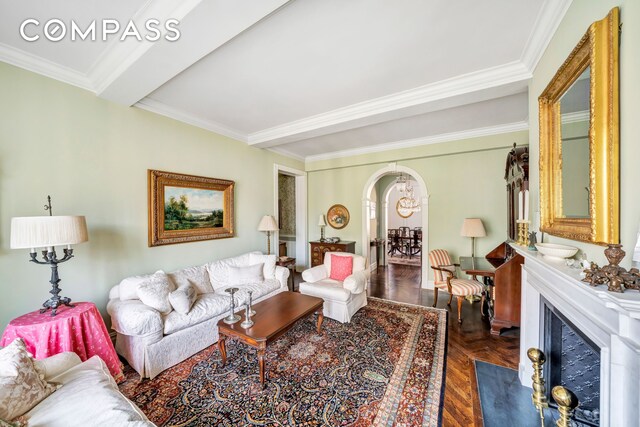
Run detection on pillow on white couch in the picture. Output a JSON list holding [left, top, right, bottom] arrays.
[[137, 273, 175, 315], [119, 270, 164, 301], [167, 265, 213, 295], [228, 263, 264, 286], [249, 253, 277, 279], [0, 339, 58, 421], [168, 283, 197, 315]]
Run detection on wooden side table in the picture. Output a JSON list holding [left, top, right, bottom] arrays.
[[0, 302, 123, 381], [276, 257, 296, 291]]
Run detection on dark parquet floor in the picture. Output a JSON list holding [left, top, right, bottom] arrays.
[[293, 263, 520, 426]]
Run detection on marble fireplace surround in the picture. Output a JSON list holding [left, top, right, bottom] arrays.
[[515, 245, 640, 426]]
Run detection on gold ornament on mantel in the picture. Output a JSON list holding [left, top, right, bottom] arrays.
[[582, 244, 640, 293]]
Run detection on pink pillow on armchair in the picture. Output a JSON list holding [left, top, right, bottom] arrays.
[[329, 254, 353, 281]]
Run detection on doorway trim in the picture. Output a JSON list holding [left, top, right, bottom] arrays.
[[274, 164, 307, 270], [362, 163, 431, 288]]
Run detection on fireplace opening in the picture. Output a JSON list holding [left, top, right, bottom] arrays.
[[543, 297, 600, 426]]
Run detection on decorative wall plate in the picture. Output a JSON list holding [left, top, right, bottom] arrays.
[[327, 204, 350, 229]]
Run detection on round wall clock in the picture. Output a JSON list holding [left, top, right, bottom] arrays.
[[327, 204, 350, 229]]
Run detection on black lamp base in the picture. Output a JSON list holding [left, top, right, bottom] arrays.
[[40, 295, 74, 316]]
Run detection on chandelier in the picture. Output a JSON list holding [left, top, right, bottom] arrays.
[[396, 174, 420, 212]]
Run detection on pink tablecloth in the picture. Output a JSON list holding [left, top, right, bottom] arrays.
[[0, 302, 123, 381]]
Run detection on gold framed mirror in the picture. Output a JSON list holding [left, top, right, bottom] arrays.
[[539, 7, 619, 245]]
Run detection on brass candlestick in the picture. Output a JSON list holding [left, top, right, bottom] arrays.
[[527, 348, 548, 424], [552, 386, 579, 427], [517, 220, 530, 245]]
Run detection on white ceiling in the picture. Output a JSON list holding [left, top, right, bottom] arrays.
[[0, 0, 572, 161]]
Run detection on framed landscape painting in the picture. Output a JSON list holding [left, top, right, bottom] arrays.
[[148, 170, 235, 246]]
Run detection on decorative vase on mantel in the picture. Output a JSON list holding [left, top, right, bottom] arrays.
[[604, 244, 625, 268]]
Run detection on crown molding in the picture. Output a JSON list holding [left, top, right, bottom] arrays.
[[267, 147, 306, 162], [135, 98, 247, 142], [520, 0, 573, 71], [0, 42, 92, 91], [247, 61, 531, 147], [304, 121, 529, 163], [561, 110, 589, 124]]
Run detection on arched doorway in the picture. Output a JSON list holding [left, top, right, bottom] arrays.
[[362, 164, 430, 288]]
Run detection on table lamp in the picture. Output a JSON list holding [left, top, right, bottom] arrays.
[[460, 218, 486, 258], [318, 214, 327, 242], [10, 199, 88, 316], [258, 215, 279, 255]]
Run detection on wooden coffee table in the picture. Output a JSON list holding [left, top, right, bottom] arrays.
[[217, 291, 324, 387]]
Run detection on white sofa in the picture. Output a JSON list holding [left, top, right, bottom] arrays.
[[107, 252, 289, 379], [299, 252, 369, 323], [23, 352, 154, 426]]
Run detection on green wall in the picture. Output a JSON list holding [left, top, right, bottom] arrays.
[[307, 131, 529, 281], [0, 62, 302, 330], [528, 0, 640, 267]]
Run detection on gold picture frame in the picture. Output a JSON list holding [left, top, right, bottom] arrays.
[[327, 204, 350, 229], [148, 170, 234, 246], [539, 7, 619, 245]]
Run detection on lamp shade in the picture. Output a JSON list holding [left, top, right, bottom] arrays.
[[318, 214, 327, 227], [257, 215, 278, 232], [460, 218, 486, 238], [10, 216, 88, 249]]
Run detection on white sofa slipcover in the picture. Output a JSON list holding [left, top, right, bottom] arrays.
[[24, 352, 154, 426], [299, 252, 369, 323], [107, 252, 288, 379]]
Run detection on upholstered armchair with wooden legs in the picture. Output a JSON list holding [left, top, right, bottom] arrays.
[[428, 249, 485, 323]]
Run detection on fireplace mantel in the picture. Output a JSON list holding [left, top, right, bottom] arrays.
[[514, 243, 640, 426]]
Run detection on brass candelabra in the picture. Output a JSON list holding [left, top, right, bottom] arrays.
[[527, 347, 579, 427]]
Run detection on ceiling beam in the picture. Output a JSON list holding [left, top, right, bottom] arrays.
[[92, 0, 291, 106], [247, 61, 531, 148]]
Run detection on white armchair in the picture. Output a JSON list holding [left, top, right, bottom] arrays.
[[299, 252, 369, 323]]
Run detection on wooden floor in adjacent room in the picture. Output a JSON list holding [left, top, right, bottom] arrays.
[[366, 263, 520, 427]]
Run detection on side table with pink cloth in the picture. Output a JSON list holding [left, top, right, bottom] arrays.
[[0, 302, 123, 381]]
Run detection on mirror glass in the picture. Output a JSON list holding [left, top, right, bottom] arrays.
[[559, 66, 590, 219]]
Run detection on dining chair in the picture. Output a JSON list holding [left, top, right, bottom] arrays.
[[410, 229, 422, 257], [387, 229, 402, 256], [428, 249, 485, 323]]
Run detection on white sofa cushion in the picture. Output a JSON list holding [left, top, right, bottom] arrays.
[[234, 279, 282, 305], [168, 283, 197, 315], [164, 293, 231, 335], [206, 253, 254, 290], [25, 356, 152, 426], [0, 339, 58, 421], [228, 263, 264, 286], [119, 270, 164, 301], [167, 265, 212, 295], [298, 280, 351, 302], [107, 300, 164, 339], [137, 273, 175, 315], [248, 253, 277, 279]]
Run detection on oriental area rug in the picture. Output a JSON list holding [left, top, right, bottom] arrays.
[[119, 298, 447, 426]]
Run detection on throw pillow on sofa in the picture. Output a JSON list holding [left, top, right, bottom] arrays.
[[168, 283, 198, 315], [249, 253, 277, 279], [228, 263, 264, 286], [167, 265, 213, 295], [0, 339, 58, 421], [330, 254, 353, 281], [119, 270, 165, 301], [137, 273, 176, 315]]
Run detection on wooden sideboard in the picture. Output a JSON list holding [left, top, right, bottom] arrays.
[[309, 241, 356, 267]]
